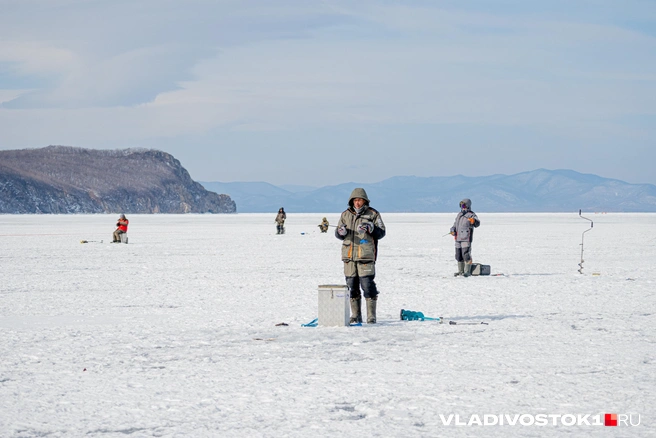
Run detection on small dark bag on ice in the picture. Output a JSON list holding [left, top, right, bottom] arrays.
[[471, 263, 491, 276]]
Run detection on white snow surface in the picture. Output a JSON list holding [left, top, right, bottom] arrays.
[[1, 213, 654, 437]]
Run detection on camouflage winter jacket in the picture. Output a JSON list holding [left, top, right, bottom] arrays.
[[275, 212, 286, 225], [335, 206, 386, 263]]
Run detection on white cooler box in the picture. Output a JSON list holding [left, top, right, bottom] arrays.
[[318, 284, 349, 327]]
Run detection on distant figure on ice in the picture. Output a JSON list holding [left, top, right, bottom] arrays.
[[318, 217, 329, 233], [275, 207, 286, 234], [112, 214, 129, 243], [450, 198, 480, 277], [335, 188, 386, 324]]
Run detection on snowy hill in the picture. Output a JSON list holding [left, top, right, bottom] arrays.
[[0, 146, 236, 214], [202, 169, 656, 212]]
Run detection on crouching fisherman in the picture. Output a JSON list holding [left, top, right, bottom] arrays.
[[318, 217, 329, 233], [335, 188, 386, 324]]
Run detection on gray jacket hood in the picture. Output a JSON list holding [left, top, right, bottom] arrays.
[[348, 188, 370, 208], [460, 198, 472, 210]]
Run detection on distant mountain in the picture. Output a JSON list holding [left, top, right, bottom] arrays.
[[0, 146, 236, 214], [201, 169, 656, 213], [278, 184, 319, 194]]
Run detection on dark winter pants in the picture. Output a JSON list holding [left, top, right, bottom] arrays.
[[113, 229, 125, 242], [346, 275, 379, 300], [455, 245, 472, 263]]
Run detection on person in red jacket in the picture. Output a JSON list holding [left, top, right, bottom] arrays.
[[112, 214, 129, 243]]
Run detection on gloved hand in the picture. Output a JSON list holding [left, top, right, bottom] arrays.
[[358, 222, 374, 234], [468, 217, 475, 224], [337, 225, 348, 236]]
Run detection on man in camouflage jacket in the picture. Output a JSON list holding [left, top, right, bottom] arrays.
[[335, 188, 386, 323]]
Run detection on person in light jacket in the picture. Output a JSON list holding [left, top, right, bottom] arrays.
[[450, 198, 480, 277], [335, 188, 386, 323], [275, 208, 286, 234]]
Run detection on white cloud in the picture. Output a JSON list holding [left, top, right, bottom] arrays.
[[0, 41, 80, 77], [1, 0, 655, 185]]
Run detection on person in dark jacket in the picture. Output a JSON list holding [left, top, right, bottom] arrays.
[[450, 198, 480, 277], [335, 188, 386, 323], [112, 213, 129, 243], [275, 208, 286, 234]]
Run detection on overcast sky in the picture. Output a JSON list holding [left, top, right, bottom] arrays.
[[1, 0, 655, 186]]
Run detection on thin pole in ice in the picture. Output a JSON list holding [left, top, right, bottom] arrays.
[[578, 209, 594, 274]]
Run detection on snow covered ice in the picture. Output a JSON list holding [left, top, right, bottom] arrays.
[[1, 213, 654, 437]]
